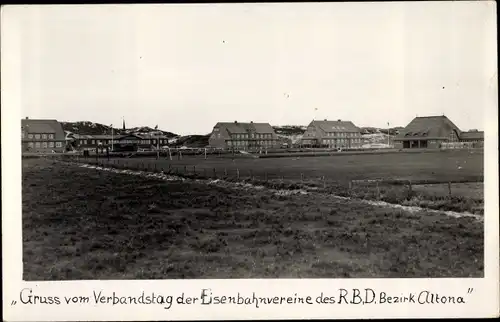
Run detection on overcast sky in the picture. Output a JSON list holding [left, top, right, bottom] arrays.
[[9, 2, 497, 135]]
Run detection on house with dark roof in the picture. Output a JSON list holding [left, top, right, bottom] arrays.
[[394, 115, 484, 149], [208, 121, 280, 150], [21, 118, 67, 153], [459, 130, 484, 143], [299, 119, 362, 148]]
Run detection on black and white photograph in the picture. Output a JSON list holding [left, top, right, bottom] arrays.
[[2, 1, 499, 320]]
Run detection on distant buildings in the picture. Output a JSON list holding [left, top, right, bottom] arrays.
[[21, 118, 67, 153], [21, 115, 484, 154], [299, 119, 362, 149], [394, 115, 484, 149], [69, 133, 171, 152], [208, 121, 280, 150]]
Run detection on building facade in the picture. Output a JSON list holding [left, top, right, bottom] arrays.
[[72, 134, 171, 152], [21, 118, 67, 153], [394, 115, 484, 149], [299, 119, 362, 149], [208, 121, 280, 150]]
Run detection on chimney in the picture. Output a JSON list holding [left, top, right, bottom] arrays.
[[25, 117, 29, 120]]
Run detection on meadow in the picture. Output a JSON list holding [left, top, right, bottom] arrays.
[[22, 157, 483, 280], [80, 149, 484, 214], [95, 149, 483, 183]]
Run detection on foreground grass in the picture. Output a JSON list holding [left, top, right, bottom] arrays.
[[23, 158, 483, 280]]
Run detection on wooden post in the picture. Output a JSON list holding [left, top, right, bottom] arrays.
[[448, 182, 452, 197], [168, 148, 172, 160], [204, 148, 207, 160]]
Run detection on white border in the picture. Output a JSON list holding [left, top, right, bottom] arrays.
[[2, 3, 499, 320]]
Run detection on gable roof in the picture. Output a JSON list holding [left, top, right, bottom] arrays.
[[396, 116, 461, 140], [22, 119, 65, 138], [311, 120, 360, 133], [214, 122, 276, 135]]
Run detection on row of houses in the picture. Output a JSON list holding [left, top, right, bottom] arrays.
[[207, 119, 363, 150], [21, 118, 173, 153], [21, 115, 484, 154], [207, 116, 484, 150]]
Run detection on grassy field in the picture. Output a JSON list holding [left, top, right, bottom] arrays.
[[95, 149, 483, 183], [23, 158, 483, 280], [78, 150, 484, 214]]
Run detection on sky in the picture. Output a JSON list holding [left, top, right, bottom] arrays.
[[6, 2, 498, 135]]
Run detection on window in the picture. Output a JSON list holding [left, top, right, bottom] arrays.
[[22, 131, 25, 139], [42, 142, 48, 148], [92, 140, 95, 144], [42, 134, 47, 139], [35, 142, 41, 148], [49, 142, 54, 148], [28, 142, 34, 148], [35, 134, 41, 139], [228, 141, 232, 146], [49, 134, 54, 139], [56, 142, 62, 148], [28, 134, 33, 139]]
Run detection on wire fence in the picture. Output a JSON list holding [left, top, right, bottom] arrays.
[[66, 154, 483, 202]]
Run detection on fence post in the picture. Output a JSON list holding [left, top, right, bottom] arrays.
[[448, 182, 452, 197]]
